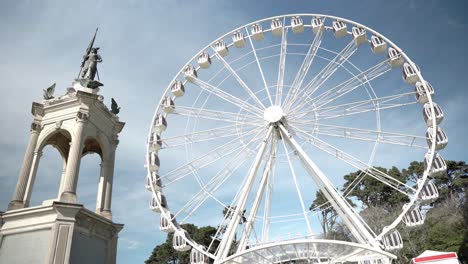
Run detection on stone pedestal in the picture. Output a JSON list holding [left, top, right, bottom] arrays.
[[0, 202, 123, 264]]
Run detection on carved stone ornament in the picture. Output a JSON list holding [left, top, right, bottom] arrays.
[[76, 112, 89, 122], [55, 120, 63, 130], [30, 122, 42, 132], [111, 134, 120, 146]]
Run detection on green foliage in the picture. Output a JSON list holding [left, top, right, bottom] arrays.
[[145, 223, 218, 264], [148, 160, 468, 263], [352, 160, 467, 263], [343, 166, 409, 210], [309, 190, 353, 239]]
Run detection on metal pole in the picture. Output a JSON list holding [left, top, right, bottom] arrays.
[[215, 126, 273, 263], [236, 137, 276, 253], [278, 123, 378, 247]]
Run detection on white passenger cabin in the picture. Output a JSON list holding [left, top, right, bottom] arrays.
[[251, 23, 264, 41], [291, 16, 304, 34], [162, 96, 175, 114], [145, 172, 162, 192], [154, 114, 167, 133], [171, 80, 185, 97], [425, 152, 447, 177], [403, 63, 420, 84], [415, 81, 435, 104], [352, 26, 366, 45], [270, 18, 283, 36], [160, 212, 177, 233], [423, 102, 444, 127], [387, 47, 404, 67], [311, 17, 325, 34], [333, 20, 347, 38], [403, 207, 425, 227], [148, 151, 160, 172], [418, 180, 439, 204], [214, 40, 229, 57], [198, 52, 211, 69], [383, 229, 403, 251], [149, 132, 162, 152], [370, 35, 387, 54], [173, 230, 192, 252], [426, 127, 448, 150], [190, 248, 209, 264], [184, 65, 198, 82], [150, 192, 167, 213], [232, 31, 246, 48]]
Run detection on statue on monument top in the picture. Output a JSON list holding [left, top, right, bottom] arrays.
[[81, 47, 102, 80], [77, 28, 103, 89]]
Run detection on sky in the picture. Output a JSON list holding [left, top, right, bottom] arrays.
[[0, 0, 467, 263]]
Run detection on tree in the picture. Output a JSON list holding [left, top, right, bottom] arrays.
[[343, 166, 409, 210], [433, 160, 467, 206], [403, 160, 468, 207], [145, 223, 218, 264], [347, 160, 467, 263], [459, 190, 468, 262], [222, 206, 246, 224], [310, 190, 337, 238]]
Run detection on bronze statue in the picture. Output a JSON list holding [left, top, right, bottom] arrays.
[[81, 47, 102, 80], [42, 83, 56, 100], [77, 28, 103, 89], [111, 98, 120, 115]]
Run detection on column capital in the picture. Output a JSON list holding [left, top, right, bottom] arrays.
[[30, 122, 42, 133], [76, 112, 89, 122], [110, 135, 119, 148]]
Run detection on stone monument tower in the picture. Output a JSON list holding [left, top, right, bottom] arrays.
[[0, 31, 125, 264]]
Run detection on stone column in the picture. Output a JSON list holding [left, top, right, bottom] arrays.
[[60, 112, 88, 203], [95, 161, 107, 214], [8, 122, 41, 210], [57, 165, 67, 199], [101, 139, 118, 220], [23, 150, 43, 207]]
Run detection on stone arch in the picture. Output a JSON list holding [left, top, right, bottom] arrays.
[[82, 137, 104, 159], [23, 128, 73, 206], [38, 128, 72, 159]]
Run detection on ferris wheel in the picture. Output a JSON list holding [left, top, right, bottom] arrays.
[[145, 14, 448, 264]]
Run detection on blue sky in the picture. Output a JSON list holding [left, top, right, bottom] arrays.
[[0, 1, 467, 263]]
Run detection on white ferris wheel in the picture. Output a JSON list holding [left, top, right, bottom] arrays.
[[145, 14, 448, 264]]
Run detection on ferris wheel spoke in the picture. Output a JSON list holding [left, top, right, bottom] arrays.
[[192, 77, 264, 116], [176, 147, 254, 224], [162, 127, 265, 185], [237, 136, 277, 253], [292, 127, 416, 196], [289, 91, 417, 122], [275, 19, 288, 106], [280, 138, 314, 236], [174, 105, 262, 126], [297, 58, 392, 114], [290, 122, 428, 149], [285, 39, 358, 112], [282, 22, 325, 109], [261, 131, 278, 244], [211, 48, 266, 109], [245, 27, 274, 106], [161, 124, 257, 149], [216, 126, 274, 262], [278, 123, 378, 246]]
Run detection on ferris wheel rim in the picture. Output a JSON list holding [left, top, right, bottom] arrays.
[[145, 13, 441, 263]]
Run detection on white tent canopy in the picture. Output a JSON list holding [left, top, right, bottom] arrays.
[[410, 250, 459, 264]]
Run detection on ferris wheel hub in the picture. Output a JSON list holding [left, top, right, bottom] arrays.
[[264, 105, 284, 123]]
